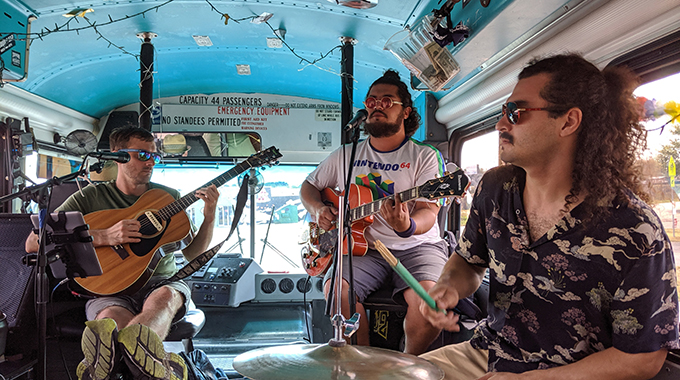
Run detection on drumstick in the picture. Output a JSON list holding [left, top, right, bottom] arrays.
[[374, 240, 448, 316]]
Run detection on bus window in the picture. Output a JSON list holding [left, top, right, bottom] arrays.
[[634, 72, 680, 291], [458, 130, 500, 235], [151, 164, 315, 273]]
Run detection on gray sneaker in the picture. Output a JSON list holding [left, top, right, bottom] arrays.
[[76, 318, 120, 380], [118, 324, 187, 380]]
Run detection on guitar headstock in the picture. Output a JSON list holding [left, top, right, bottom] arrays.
[[418, 169, 471, 200], [247, 146, 283, 168]]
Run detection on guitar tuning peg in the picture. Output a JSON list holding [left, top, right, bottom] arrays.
[[444, 171, 450, 176]]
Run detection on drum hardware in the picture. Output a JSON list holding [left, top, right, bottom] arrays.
[[233, 195, 444, 379]]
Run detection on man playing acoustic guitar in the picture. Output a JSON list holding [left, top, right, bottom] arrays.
[[26, 126, 220, 380], [300, 69, 448, 355]]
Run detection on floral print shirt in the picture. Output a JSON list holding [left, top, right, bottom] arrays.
[[460, 165, 679, 372]]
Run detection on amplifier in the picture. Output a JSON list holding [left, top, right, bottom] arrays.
[[186, 254, 263, 307], [252, 273, 325, 303]]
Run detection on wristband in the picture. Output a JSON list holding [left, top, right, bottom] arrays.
[[395, 218, 416, 238]]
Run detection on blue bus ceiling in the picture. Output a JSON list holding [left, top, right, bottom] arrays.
[[0, 0, 516, 118]]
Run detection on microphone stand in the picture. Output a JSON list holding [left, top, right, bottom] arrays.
[[325, 124, 361, 345], [0, 158, 104, 380]]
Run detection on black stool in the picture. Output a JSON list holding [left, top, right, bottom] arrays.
[[164, 300, 206, 352]]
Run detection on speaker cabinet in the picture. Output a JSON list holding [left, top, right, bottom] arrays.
[[0, 214, 37, 356], [253, 273, 325, 303], [97, 111, 139, 151]]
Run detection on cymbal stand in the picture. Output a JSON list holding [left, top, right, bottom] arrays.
[[328, 195, 360, 347]]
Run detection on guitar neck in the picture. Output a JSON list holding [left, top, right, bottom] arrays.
[[349, 186, 420, 222], [156, 160, 254, 219]]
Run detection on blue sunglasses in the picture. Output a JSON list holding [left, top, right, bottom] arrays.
[[119, 149, 162, 164]]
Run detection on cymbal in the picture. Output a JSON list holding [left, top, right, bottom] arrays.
[[233, 343, 444, 380]]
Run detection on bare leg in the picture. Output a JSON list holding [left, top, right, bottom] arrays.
[[324, 279, 370, 346], [96, 306, 134, 329], [402, 282, 441, 355], [127, 285, 184, 340]]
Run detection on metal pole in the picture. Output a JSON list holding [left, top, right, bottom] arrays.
[[340, 37, 357, 144], [249, 168, 256, 259], [138, 32, 157, 130]]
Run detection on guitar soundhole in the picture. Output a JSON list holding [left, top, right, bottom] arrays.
[[138, 214, 162, 235]]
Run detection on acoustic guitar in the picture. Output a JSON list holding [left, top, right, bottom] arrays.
[[302, 169, 470, 277], [75, 146, 282, 296]]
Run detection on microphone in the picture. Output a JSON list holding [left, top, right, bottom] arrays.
[[88, 151, 131, 163], [344, 109, 368, 131]]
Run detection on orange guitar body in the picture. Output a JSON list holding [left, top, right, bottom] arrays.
[[303, 184, 374, 277], [74, 189, 192, 296]]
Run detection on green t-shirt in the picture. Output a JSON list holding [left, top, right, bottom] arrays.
[[55, 181, 188, 278]]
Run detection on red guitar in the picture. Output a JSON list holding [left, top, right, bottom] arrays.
[[302, 169, 470, 277]]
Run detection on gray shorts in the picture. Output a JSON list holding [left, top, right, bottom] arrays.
[[324, 240, 448, 303], [85, 276, 192, 324]]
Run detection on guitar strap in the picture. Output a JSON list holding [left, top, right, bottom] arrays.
[[163, 173, 251, 283]]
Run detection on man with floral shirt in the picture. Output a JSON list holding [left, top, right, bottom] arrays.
[[420, 53, 679, 379]]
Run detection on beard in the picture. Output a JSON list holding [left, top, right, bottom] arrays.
[[363, 109, 404, 138]]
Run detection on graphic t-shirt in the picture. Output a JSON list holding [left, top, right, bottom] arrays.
[[306, 137, 446, 250]]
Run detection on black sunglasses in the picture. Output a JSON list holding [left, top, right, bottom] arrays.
[[119, 149, 162, 164], [501, 102, 552, 125]]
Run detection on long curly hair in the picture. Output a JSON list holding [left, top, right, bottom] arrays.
[[367, 69, 421, 136], [518, 53, 648, 223]]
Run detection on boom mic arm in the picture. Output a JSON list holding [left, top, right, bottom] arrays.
[[88, 151, 131, 163]]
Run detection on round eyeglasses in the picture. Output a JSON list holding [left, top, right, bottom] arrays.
[[363, 97, 404, 110], [118, 149, 162, 164], [501, 102, 551, 125]]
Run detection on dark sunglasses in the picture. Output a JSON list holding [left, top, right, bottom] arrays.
[[119, 149, 162, 164], [363, 96, 403, 110], [501, 102, 551, 125]]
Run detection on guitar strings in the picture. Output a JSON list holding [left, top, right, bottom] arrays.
[[133, 160, 255, 232]]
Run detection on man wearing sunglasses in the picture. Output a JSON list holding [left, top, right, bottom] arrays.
[[26, 126, 220, 380], [301, 70, 449, 355], [420, 53, 679, 379]]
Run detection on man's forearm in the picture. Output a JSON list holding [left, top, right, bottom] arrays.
[[183, 216, 215, 261], [410, 202, 439, 234], [439, 254, 486, 300], [520, 347, 667, 380], [300, 180, 324, 216]]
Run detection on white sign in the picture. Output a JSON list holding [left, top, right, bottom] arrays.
[[153, 93, 344, 163]]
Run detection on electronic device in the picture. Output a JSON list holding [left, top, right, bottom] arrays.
[[30, 212, 102, 279], [186, 254, 263, 307]]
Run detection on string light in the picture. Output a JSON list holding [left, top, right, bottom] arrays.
[[0, 0, 346, 87]]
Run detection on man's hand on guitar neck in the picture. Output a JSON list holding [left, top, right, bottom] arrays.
[[380, 195, 440, 237], [193, 185, 220, 221], [380, 193, 411, 233]]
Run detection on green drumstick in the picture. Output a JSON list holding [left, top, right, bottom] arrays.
[[374, 240, 447, 316]]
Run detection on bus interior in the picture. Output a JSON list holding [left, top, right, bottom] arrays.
[[0, 0, 679, 379]]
